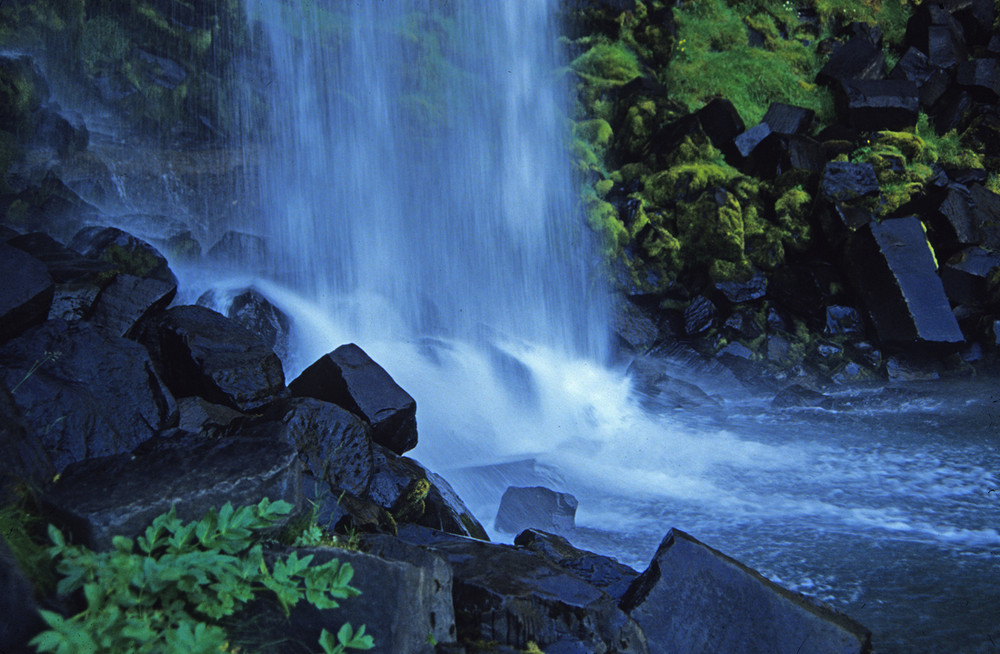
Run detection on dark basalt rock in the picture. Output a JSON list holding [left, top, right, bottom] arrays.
[[772, 384, 833, 409], [780, 134, 826, 176], [289, 343, 417, 455], [889, 47, 951, 109], [0, 320, 177, 473], [844, 217, 964, 345], [956, 58, 1000, 102], [933, 89, 974, 133], [396, 524, 648, 654], [0, 381, 53, 503], [206, 230, 267, 269], [724, 309, 765, 340], [696, 97, 745, 158], [837, 79, 920, 131], [69, 225, 177, 286], [7, 232, 116, 321], [683, 296, 717, 336], [826, 305, 865, 336], [816, 37, 886, 86], [515, 529, 639, 602], [929, 183, 1000, 253], [820, 161, 880, 204], [176, 396, 245, 437], [905, 5, 967, 69], [614, 300, 662, 354], [495, 486, 579, 535], [715, 269, 767, 304], [940, 247, 1000, 306], [239, 397, 375, 498], [41, 433, 302, 552], [621, 529, 872, 654], [732, 122, 786, 178], [954, 0, 996, 49], [88, 273, 176, 338], [0, 536, 44, 654], [761, 102, 814, 136], [627, 356, 719, 411], [227, 288, 291, 358], [8, 172, 100, 239], [138, 304, 286, 412], [234, 545, 450, 654], [0, 242, 53, 344]]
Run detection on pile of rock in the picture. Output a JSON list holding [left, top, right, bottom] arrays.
[[0, 222, 872, 652]]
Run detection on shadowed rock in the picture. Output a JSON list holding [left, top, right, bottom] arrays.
[[0, 243, 53, 344], [621, 529, 872, 654], [515, 529, 639, 602], [290, 343, 417, 455], [495, 486, 578, 535]]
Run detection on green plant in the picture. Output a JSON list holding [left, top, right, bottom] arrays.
[[30, 498, 374, 654]]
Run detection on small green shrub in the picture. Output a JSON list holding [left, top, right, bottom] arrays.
[[31, 498, 374, 654]]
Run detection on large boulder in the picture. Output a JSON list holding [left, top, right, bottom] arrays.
[[0, 536, 44, 654], [41, 432, 302, 551], [289, 343, 417, 455], [0, 320, 177, 473], [6, 232, 116, 321], [0, 381, 53, 502], [138, 305, 286, 412], [495, 486, 579, 535], [397, 524, 649, 654], [620, 529, 872, 654], [227, 288, 291, 359], [233, 544, 452, 654], [87, 273, 177, 338], [0, 242, 53, 344], [514, 529, 639, 602], [844, 217, 964, 345], [68, 225, 177, 286]]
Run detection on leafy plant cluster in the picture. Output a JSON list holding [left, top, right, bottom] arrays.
[[30, 498, 374, 654]]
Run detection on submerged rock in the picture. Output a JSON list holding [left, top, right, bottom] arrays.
[[495, 486, 579, 535]]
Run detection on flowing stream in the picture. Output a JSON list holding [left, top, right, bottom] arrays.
[[156, 1, 1000, 651]]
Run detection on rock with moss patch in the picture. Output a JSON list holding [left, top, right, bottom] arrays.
[[70, 225, 177, 286]]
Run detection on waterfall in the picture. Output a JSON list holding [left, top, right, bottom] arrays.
[[237, 0, 610, 361]]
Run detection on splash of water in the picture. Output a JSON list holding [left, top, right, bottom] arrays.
[[237, 0, 610, 359]]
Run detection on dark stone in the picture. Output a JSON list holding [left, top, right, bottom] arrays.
[[933, 90, 973, 133], [816, 37, 886, 86], [626, 356, 718, 411], [931, 184, 980, 250], [715, 269, 767, 303], [761, 102, 814, 136], [88, 274, 176, 338], [837, 79, 919, 131], [770, 264, 845, 326], [696, 98, 745, 157], [176, 396, 245, 436], [826, 305, 865, 336], [969, 184, 1000, 249], [7, 232, 116, 320], [621, 529, 872, 654], [772, 384, 833, 409], [69, 225, 177, 286], [355, 534, 457, 646], [780, 135, 826, 176], [956, 58, 1000, 102], [0, 536, 44, 654], [820, 161, 880, 203], [238, 397, 375, 498], [42, 433, 302, 552], [9, 172, 100, 239], [234, 545, 449, 654], [954, 0, 996, 49], [683, 296, 717, 336], [362, 445, 487, 540], [889, 47, 950, 108], [206, 230, 267, 268], [0, 381, 53, 502], [0, 243, 53, 344], [0, 320, 177, 473], [649, 113, 704, 162], [138, 305, 286, 412], [135, 49, 187, 89], [289, 343, 417, 455], [885, 354, 942, 381], [163, 230, 202, 263], [614, 300, 661, 354], [724, 309, 765, 340], [515, 529, 639, 602], [940, 247, 1000, 306], [495, 486, 578, 534], [766, 334, 791, 362], [396, 524, 648, 653], [845, 217, 964, 344], [227, 288, 291, 358], [905, 5, 967, 69], [35, 107, 88, 157]]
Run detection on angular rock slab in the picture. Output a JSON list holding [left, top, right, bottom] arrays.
[[0, 242, 53, 344], [514, 529, 638, 602], [88, 273, 176, 338], [0, 536, 44, 653], [0, 320, 177, 473], [42, 433, 302, 551], [495, 486, 579, 534], [397, 525, 648, 654], [69, 225, 177, 286], [139, 305, 286, 411], [290, 343, 417, 455], [621, 529, 872, 654], [234, 545, 451, 654], [845, 217, 964, 344]]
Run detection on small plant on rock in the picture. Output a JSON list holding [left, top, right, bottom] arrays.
[[30, 498, 374, 654]]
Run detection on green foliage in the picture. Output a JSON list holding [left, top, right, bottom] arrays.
[[915, 113, 986, 170], [0, 501, 56, 594], [571, 40, 642, 85], [31, 498, 374, 654]]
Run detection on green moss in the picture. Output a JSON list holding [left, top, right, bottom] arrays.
[[585, 190, 628, 257], [0, 501, 56, 594], [571, 40, 642, 85]]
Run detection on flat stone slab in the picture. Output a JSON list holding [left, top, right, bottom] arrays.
[[621, 529, 872, 654]]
